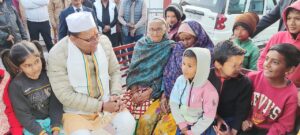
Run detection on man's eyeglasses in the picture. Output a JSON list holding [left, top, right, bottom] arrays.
[[76, 33, 100, 42]]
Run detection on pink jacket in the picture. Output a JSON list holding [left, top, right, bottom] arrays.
[[257, 1, 300, 87]]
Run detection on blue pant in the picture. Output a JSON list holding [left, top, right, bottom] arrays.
[[23, 117, 64, 135]]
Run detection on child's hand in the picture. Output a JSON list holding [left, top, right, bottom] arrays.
[[182, 130, 193, 135], [241, 120, 253, 131], [215, 117, 229, 131], [180, 127, 188, 134], [213, 117, 231, 135]]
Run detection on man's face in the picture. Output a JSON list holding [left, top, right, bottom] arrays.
[[71, 27, 100, 54], [72, 0, 82, 8]]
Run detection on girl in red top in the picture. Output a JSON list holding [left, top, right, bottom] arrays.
[[0, 68, 23, 135], [241, 43, 300, 135]]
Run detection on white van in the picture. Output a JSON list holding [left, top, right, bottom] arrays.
[[178, 0, 279, 47]]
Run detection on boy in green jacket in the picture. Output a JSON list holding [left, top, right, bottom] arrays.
[[232, 12, 260, 70]]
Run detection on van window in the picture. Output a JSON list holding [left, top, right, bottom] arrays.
[[182, 0, 226, 13], [228, 0, 247, 14], [249, 0, 264, 14]]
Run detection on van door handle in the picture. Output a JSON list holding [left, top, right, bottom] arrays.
[[208, 16, 215, 20], [185, 9, 205, 16]]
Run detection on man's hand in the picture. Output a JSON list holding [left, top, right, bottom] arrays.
[[103, 25, 111, 33], [6, 35, 14, 44], [103, 100, 119, 113], [51, 25, 56, 31], [104, 25, 110, 30], [110, 95, 126, 112], [131, 87, 152, 105], [126, 23, 135, 29]]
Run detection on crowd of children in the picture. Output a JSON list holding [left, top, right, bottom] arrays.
[[0, 1, 300, 135]]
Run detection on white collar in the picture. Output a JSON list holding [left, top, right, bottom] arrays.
[[73, 6, 83, 12]]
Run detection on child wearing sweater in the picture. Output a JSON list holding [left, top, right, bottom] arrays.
[[170, 48, 219, 135], [232, 12, 260, 70], [2, 41, 63, 135], [241, 43, 300, 134]]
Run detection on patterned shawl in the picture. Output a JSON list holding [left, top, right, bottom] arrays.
[[168, 22, 181, 41], [163, 20, 214, 97], [126, 35, 174, 99]]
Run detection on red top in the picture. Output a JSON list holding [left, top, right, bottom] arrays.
[[257, 0, 300, 87], [1, 69, 23, 135], [248, 71, 298, 135]]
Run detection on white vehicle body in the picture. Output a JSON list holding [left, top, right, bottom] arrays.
[[177, 0, 279, 47]]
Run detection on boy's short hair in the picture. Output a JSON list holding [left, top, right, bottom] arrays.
[[268, 43, 300, 67], [213, 40, 246, 65]]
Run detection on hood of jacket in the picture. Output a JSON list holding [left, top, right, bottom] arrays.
[[282, 0, 300, 39], [184, 47, 211, 87]]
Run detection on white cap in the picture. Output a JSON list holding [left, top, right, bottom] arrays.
[[66, 12, 96, 33]]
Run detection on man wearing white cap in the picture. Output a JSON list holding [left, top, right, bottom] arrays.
[[47, 12, 136, 135]]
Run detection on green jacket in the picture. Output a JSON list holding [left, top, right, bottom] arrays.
[[234, 38, 260, 70]]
